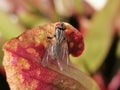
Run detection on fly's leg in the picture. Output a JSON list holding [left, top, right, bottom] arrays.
[[56, 59, 64, 71]]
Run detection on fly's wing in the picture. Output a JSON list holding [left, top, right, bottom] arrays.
[[41, 43, 53, 66], [56, 41, 70, 71], [62, 41, 70, 65], [54, 44, 63, 70], [41, 48, 49, 66]]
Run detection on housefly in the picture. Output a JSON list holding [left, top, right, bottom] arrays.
[[42, 22, 70, 71]]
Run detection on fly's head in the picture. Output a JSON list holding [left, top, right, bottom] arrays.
[[54, 22, 66, 44], [55, 22, 66, 31]]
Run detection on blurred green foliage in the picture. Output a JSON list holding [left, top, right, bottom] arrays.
[[0, 9, 24, 64], [71, 0, 120, 74], [0, 10, 24, 40]]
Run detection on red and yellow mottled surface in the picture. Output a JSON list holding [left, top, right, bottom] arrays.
[[3, 22, 84, 90]]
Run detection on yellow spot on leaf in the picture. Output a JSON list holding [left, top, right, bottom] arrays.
[[70, 42, 74, 48], [36, 70, 41, 75], [34, 30, 46, 43], [26, 48, 39, 57], [78, 43, 82, 49], [18, 58, 30, 70], [30, 79, 38, 89], [18, 36, 23, 41]]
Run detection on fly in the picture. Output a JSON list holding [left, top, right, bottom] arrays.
[[42, 22, 70, 71]]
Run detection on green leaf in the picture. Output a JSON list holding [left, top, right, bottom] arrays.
[[0, 9, 24, 65], [0, 39, 5, 65], [71, 0, 120, 74], [18, 12, 50, 28], [0, 10, 24, 40]]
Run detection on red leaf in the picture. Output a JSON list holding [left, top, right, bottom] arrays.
[[2, 22, 86, 90]]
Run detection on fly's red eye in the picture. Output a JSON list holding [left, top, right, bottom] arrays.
[[55, 23, 66, 30]]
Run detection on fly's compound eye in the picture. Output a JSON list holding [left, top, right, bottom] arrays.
[[60, 23, 66, 30], [55, 23, 66, 31]]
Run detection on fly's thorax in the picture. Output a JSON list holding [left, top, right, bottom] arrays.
[[55, 29, 66, 44]]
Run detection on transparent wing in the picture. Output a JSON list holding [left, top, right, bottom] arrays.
[[55, 41, 70, 71], [62, 41, 70, 65], [41, 48, 49, 66], [41, 43, 53, 67], [42, 40, 70, 71]]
